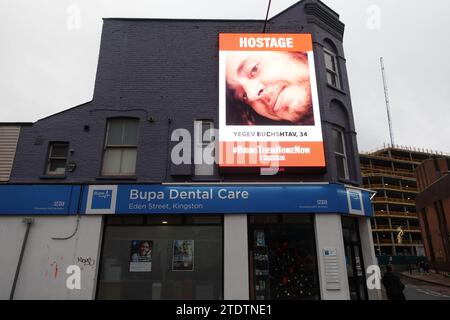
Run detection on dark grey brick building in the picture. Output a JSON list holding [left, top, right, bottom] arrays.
[[1, 0, 380, 300], [10, 0, 361, 185]]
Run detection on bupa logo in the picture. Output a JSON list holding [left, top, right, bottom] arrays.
[[346, 188, 364, 216], [349, 191, 362, 211], [92, 190, 112, 209], [86, 185, 117, 214]]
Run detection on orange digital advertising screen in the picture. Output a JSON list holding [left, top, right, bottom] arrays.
[[218, 33, 325, 168]]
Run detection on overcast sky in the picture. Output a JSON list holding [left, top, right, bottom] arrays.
[[1, 0, 449, 154]]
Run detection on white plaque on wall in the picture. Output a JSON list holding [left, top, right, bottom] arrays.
[[323, 247, 340, 290]]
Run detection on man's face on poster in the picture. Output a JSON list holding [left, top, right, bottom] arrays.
[[225, 51, 313, 124], [139, 242, 151, 256]]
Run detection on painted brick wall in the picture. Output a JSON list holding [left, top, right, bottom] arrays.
[[10, 0, 361, 185]]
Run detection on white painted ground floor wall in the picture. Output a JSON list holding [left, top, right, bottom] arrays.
[[0, 214, 379, 300], [0, 216, 103, 300]]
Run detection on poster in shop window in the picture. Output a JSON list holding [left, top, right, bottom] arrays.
[[172, 240, 195, 271], [129, 240, 153, 272]]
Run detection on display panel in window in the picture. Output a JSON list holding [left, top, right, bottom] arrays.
[[248, 214, 320, 300]]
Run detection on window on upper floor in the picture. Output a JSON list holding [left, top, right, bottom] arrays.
[[332, 128, 349, 180], [101, 118, 139, 176], [194, 120, 215, 176], [324, 43, 341, 90], [46, 142, 69, 175]]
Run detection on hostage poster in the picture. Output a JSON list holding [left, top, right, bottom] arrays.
[[129, 240, 153, 272], [172, 240, 195, 271], [219, 33, 325, 168]]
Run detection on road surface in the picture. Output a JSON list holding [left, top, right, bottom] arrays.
[[400, 274, 450, 300]]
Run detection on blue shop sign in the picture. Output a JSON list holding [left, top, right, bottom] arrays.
[[81, 184, 373, 216], [0, 185, 81, 215], [0, 184, 373, 216]]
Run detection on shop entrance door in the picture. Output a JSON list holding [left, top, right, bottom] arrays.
[[342, 216, 368, 300]]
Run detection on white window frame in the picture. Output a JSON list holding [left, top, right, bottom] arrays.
[[46, 142, 69, 175], [194, 120, 215, 176], [101, 118, 139, 176], [333, 128, 349, 180], [324, 48, 341, 89]]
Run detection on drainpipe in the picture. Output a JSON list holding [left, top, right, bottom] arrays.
[[9, 217, 34, 300]]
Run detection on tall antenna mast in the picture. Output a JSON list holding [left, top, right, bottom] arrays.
[[263, 0, 272, 33], [380, 57, 395, 147]]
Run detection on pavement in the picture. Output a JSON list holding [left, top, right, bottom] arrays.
[[378, 270, 450, 300], [401, 270, 450, 288], [400, 274, 450, 300]]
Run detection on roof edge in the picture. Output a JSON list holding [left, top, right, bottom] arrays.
[[0, 122, 33, 126], [36, 100, 93, 123], [102, 17, 264, 22]]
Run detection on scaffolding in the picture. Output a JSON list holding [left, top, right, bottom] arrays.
[[360, 146, 450, 257]]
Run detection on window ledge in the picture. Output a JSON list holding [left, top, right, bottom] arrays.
[[96, 175, 137, 181], [191, 176, 222, 182], [40, 174, 67, 180], [327, 83, 347, 95], [338, 178, 360, 186]]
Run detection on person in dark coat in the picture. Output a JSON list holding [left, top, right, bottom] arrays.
[[382, 265, 406, 300], [424, 262, 430, 273], [419, 260, 425, 273]]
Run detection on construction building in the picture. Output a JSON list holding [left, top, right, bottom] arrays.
[[415, 158, 450, 273], [360, 145, 450, 260]]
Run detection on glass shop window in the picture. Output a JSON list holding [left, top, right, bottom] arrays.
[[248, 214, 320, 300], [97, 215, 223, 300]]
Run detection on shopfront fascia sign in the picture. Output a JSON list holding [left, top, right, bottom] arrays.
[[81, 184, 373, 216], [0, 184, 81, 215], [0, 184, 373, 217]]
